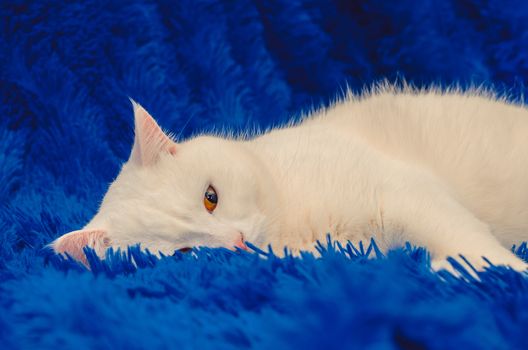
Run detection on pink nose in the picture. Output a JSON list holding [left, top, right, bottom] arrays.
[[234, 234, 248, 251]]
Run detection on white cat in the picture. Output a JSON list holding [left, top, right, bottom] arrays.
[[51, 85, 528, 273]]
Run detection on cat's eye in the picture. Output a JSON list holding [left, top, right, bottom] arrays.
[[204, 185, 218, 213]]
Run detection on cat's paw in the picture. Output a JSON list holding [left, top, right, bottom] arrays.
[[432, 254, 528, 280], [430, 257, 484, 279], [431, 258, 460, 276]]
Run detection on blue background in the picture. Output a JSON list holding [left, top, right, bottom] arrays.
[[1, 1, 528, 348]]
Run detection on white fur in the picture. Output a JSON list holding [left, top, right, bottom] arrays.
[[53, 86, 528, 272]]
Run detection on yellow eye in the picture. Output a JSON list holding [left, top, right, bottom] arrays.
[[204, 185, 218, 213]]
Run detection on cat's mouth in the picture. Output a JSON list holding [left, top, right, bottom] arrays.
[[177, 240, 247, 254]]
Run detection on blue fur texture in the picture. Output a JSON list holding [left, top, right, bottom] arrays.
[[1, 1, 528, 348]]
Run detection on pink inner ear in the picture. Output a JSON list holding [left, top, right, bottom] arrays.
[[129, 100, 177, 166], [52, 229, 110, 266]]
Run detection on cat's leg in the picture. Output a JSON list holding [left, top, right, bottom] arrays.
[[382, 176, 528, 274]]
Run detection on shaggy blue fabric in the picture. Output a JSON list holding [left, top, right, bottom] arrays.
[[1, 1, 528, 348]]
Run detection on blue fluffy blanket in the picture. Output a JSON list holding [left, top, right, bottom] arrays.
[[2, 1, 528, 348]]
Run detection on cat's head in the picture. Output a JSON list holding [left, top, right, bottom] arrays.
[[51, 101, 280, 265]]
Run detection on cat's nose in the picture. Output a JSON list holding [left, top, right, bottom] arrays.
[[233, 232, 248, 251]]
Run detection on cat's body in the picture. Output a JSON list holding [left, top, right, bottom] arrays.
[[52, 87, 528, 271]]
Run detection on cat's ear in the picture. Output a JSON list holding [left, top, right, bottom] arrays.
[[129, 99, 177, 166], [51, 229, 111, 266]]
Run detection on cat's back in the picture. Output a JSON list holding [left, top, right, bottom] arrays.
[[313, 88, 528, 160], [312, 88, 528, 243]]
